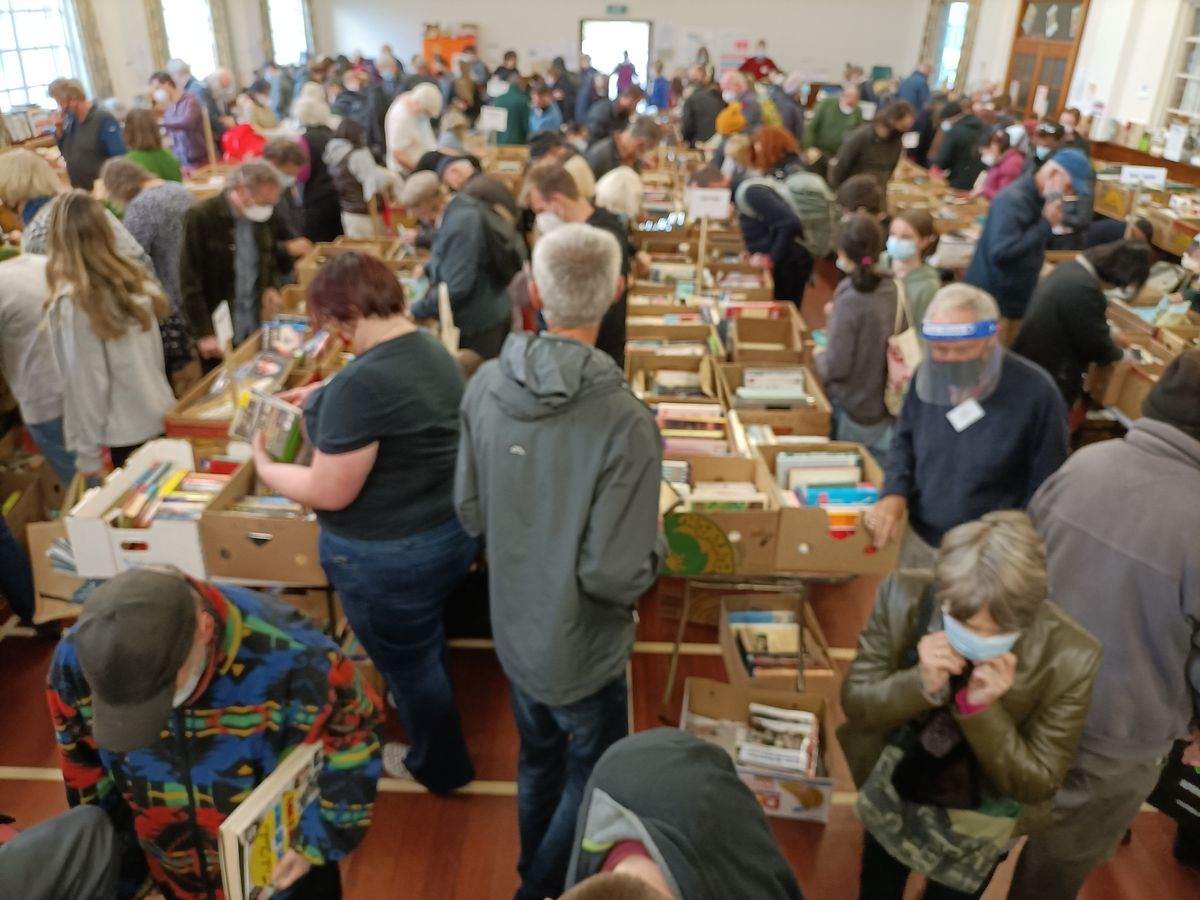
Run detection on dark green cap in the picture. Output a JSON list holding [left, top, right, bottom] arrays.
[[73, 569, 197, 753]]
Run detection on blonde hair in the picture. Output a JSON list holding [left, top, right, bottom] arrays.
[[45, 191, 168, 341], [935, 510, 1048, 632], [0, 149, 63, 206]]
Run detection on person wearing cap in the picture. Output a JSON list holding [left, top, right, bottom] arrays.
[[975, 127, 1026, 201], [1009, 349, 1200, 900], [46, 569, 381, 900], [400, 171, 518, 359], [1026, 118, 1065, 173], [866, 284, 1068, 567], [934, 99, 988, 191], [963, 147, 1093, 346], [439, 155, 520, 223], [384, 82, 443, 174]]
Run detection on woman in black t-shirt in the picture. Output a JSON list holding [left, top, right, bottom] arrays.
[[255, 252, 478, 793]]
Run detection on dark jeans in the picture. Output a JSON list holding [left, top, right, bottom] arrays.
[[0, 516, 35, 622], [510, 676, 629, 900], [319, 517, 479, 794], [109, 435, 163, 471], [460, 317, 511, 361], [859, 832, 992, 900]]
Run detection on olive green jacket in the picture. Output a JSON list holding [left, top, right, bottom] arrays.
[[839, 573, 1101, 834]]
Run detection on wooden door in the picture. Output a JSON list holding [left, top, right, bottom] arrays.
[[1004, 0, 1091, 120]]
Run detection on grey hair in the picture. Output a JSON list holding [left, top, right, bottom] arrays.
[[294, 97, 333, 128], [228, 160, 283, 194], [627, 118, 664, 146], [925, 283, 1000, 322], [935, 510, 1048, 632], [594, 167, 642, 220], [398, 171, 443, 209], [532, 224, 621, 329], [166, 58, 191, 77]]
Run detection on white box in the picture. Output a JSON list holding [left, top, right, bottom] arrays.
[[66, 439, 208, 579]]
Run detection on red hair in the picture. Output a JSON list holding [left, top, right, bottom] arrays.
[[753, 126, 801, 172], [306, 252, 407, 323]]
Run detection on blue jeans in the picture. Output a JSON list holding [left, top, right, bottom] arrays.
[[319, 517, 480, 794], [0, 516, 35, 622], [26, 417, 75, 486], [509, 676, 629, 900]]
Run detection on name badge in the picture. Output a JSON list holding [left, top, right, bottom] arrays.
[[946, 398, 985, 432]]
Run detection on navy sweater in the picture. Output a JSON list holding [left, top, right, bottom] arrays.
[[964, 174, 1052, 319], [883, 352, 1068, 547]]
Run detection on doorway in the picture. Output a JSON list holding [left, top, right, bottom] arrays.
[[580, 19, 652, 99]]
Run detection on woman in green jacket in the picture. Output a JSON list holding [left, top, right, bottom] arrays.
[[841, 511, 1101, 900], [122, 108, 183, 182]]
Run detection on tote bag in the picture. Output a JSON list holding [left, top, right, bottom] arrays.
[[885, 277, 922, 416]]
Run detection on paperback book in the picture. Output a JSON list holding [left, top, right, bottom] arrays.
[[229, 390, 305, 463]]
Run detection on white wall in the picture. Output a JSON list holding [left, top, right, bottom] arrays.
[[309, 0, 930, 84], [964, 0, 1022, 90]]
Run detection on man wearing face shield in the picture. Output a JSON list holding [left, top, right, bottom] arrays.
[[866, 285, 1068, 566], [964, 148, 1093, 346]]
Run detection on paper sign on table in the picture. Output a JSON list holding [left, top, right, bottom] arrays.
[[479, 106, 509, 132], [684, 187, 732, 220]]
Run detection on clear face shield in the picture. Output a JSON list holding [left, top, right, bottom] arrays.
[[915, 319, 1003, 407]]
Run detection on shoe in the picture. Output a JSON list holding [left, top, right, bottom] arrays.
[[382, 742, 414, 780], [17, 619, 62, 641]]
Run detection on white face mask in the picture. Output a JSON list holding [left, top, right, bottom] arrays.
[[722, 89, 739, 104], [981, 152, 997, 167], [1183, 253, 1200, 274], [242, 203, 274, 223], [839, 103, 854, 115], [536, 211, 565, 233], [172, 655, 205, 708], [153, 89, 170, 105]]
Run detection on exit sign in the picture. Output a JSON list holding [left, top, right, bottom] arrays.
[[607, 4, 629, 13]]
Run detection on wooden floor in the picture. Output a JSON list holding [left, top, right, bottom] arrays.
[[3, 270, 1198, 898], [2, 575, 1199, 900]]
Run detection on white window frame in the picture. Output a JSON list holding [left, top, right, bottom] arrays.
[[1156, 0, 1200, 128], [264, 0, 312, 67], [0, 0, 89, 113], [159, 0, 219, 78]]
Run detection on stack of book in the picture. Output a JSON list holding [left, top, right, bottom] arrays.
[[684, 481, 768, 512], [729, 609, 801, 680], [185, 351, 293, 420], [103, 463, 230, 528], [227, 495, 309, 519], [719, 301, 791, 319], [733, 368, 814, 409], [626, 338, 711, 357], [775, 451, 877, 536], [656, 403, 732, 457], [684, 702, 821, 780], [228, 389, 306, 463], [645, 370, 706, 400], [262, 315, 308, 356]]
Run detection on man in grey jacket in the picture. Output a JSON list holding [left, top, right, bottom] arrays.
[[1010, 350, 1200, 899], [455, 223, 664, 900]]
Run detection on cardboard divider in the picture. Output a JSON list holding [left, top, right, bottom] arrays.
[[712, 362, 832, 437], [200, 462, 326, 586], [296, 242, 423, 289], [756, 441, 904, 576], [628, 355, 725, 409], [681, 677, 833, 822], [1101, 359, 1164, 421], [730, 317, 806, 364]]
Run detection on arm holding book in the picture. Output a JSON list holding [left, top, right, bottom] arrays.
[[252, 435, 376, 511]]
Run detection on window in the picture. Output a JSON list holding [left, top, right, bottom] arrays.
[[0, 0, 87, 112], [267, 0, 310, 66], [935, 2, 970, 91], [580, 19, 651, 101], [1165, 5, 1200, 124], [160, 0, 217, 79]]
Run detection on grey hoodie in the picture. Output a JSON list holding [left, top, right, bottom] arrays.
[[455, 333, 664, 706], [1029, 418, 1200, 760], [566, 729, 805, 899]]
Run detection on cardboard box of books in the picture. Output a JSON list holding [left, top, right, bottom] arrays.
[[730, 316, 806, 365], [628, 355, 725, 408], [656, 402, 747, 460], [757, 442, 904, 575], [681, 677, 833, 823], [296, 241, 419, 289], [712, 362, 832, 437], [1, 466, 43, 550], [66, 439, 230, 580], [625, 322, 724, 365], [660, 457, 781, 576], [1160, 323, 1200, 356], [706, 262, 775, 303], [200, 462, 326, 587], [1100, 358, 1163, 422], [718, 593, 838, 700], [28, 519, 86, 623]]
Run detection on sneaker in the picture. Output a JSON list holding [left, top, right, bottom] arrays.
[[382, 742, 414, 780]]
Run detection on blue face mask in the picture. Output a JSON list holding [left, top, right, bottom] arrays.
[[887, 236, 917, 261], [942, 611, 1020, 662], [1035, 145, 1051, 160]]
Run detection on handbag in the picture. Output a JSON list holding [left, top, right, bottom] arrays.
[[885, 277, 922, 416]]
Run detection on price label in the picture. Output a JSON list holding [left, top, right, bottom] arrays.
[[1119, 165, 1168, 189], [684, 187, 732, 221], [478, 106, 509, 132]]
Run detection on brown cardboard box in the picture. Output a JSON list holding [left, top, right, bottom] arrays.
[[718, 592, 837, 702], [200, 462, 326, 586], [680, 677, 833, 822], [296, 242, 421, 289], [28, 519, 85, 624], [707, 261, 775, 302], [1105, 300, 1157, 337], [1, 467, 42, 550], [757, 442, 904, 576], [627, 354, 725, 408], [730, 317, 806, 364], [661, 457, 781, 576], [713, 362, 832, 437], [1160, 324, 1200, 356], [1101, 359, 1163, 421]]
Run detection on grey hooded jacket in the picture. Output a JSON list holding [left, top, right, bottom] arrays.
[[455, 333, 664, 706]]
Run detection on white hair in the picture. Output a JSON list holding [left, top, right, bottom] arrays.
[[166, 58, 190, 78], [410, 82, 444, 117], [925, 283, 1000, 322], [298, 82, 326, 103], [532, 224, 622, 329], [294, 97, 333, 128], [594, 167, 642, 220]]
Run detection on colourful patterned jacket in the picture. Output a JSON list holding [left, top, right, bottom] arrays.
[[47, 580, 382, 900]]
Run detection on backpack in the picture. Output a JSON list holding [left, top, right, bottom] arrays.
[[735, 169, 838, 258], [469, 195, 527, 285]]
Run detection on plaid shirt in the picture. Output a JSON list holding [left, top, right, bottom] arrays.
[[47, 581, 382, 900]]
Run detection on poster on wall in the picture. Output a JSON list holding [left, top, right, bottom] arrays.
[[1032, 84, 1049, 118]]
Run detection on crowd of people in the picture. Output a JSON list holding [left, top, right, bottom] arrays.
[[0, 34, 1198, 900]]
